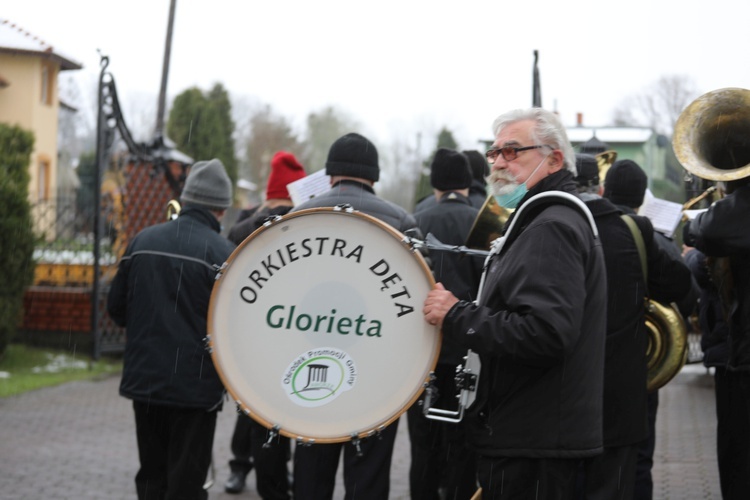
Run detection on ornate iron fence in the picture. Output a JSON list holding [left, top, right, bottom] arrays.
[[20, 55, 191, 359]]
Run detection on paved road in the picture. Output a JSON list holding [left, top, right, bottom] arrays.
[[0, 364, 720, 499]]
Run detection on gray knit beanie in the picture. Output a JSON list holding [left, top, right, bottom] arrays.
[[181, 159, 233, 210]]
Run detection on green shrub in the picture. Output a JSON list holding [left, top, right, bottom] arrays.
[[0, 124, 37, 357]]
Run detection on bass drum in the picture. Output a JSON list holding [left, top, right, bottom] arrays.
[[208, 207, 440, 443]]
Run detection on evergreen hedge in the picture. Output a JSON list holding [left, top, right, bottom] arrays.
[[0, 124, 37, 357]]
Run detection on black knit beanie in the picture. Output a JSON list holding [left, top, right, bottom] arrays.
[[462, 150, 490, 184], [325, 133, 380, 182], [430, 148, 472, 191], [603, 159, 648, 208]]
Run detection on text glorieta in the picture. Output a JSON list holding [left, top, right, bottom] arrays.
[[268, 306, 382, 337]]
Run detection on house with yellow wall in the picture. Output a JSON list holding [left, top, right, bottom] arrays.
[[0, 19, 82, 238]]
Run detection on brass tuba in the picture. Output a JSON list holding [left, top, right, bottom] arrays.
[[645, 301, 688, 392], [673, 87, 750, 182], [465, 195, 512, 250], [647, 88, 750, 391], [671, 88, 750, 380]]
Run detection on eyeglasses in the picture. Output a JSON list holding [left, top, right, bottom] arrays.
[[485, 144, 551, 162]]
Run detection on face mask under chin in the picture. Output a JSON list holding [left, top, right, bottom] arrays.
[[494, 183, 527, 209], [491, 153, 550, 209]]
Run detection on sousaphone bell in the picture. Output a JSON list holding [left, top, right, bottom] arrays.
[[673, 87, 750, 182]]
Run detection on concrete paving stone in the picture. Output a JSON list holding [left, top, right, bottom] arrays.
[[0, 363, 723, 499]]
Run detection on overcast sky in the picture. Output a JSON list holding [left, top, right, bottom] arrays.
[[3, 0, 750, 151]]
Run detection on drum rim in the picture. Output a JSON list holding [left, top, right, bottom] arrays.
[[208, 206, 439, 443]]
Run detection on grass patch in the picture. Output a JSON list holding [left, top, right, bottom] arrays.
[[0, 344, 122, 398]]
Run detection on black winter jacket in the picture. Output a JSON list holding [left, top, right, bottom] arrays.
[[685, 183, 750, 371], [585, 196, 692, 446], [228, 204, 292, 246], [415, 192, 483, 365], [684, 248, 731, 368], [414, 179, 488, 213], [107, 207, 235, 409], [443, 170, 607, 458], [293, 179, 417, 234]]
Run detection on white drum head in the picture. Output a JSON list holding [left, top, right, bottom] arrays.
[[208, 208, 439, 443]]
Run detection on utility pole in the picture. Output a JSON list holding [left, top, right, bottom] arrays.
[[155, 0, 177, 138], [532, 50, 542, 108]]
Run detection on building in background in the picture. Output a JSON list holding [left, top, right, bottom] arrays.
[[568, 125, 685, 203], [0, 19, 82, 238]]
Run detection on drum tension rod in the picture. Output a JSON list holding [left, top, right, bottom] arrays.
[[350, 434, 364, 457], [296, 437, 315, 447], [262, 215, 283, 227], [333, 203, 354, 213], [214, 262, 228, 280], [202, 335, 212, 353], [263, 425, 281, 449]]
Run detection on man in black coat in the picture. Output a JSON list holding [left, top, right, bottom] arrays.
[[424, 108, 607, 499], [408, 148, 483, 499], [683, 245, 747, 498], [414, 149, 488, 213], [107, 159, 235, 500], [684, 174, 750, 499], [573, 154, 693, 499], [223, 151, 306, 499], [602, 159, 699, 500], [292, 133, 418, 500]]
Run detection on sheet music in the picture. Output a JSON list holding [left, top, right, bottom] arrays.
[[683, 208, 708, 221], [287, 169, 331, 207], [637, 189, 683, 237]]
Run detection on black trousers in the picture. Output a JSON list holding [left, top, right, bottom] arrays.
[[293, 419, 399, 500], [228, 413, 291, 499], [228, 413, 255, 476], [634, 390, 658, 500], [575, 444, 638, 500], [476, 456, 579, 500], [132, 401, 216, 500], [406, 363, 478, 500], [715, 368, 750, 499]]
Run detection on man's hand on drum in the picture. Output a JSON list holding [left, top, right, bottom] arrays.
[[423, 282, 459, 329]]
